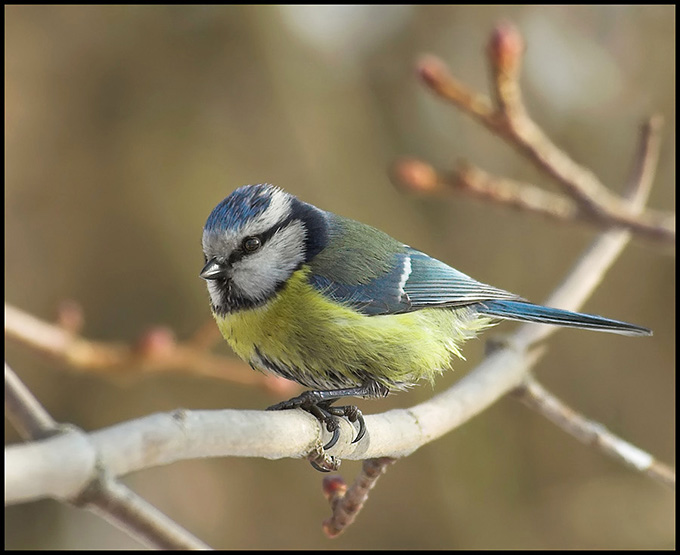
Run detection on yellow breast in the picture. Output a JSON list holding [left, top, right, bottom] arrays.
[[214, 267, 494, 390]]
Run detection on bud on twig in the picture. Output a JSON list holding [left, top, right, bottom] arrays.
[[391, 158, 439, 193], [487, 22, 524, 79]]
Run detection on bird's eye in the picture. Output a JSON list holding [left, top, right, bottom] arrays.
[[242, 236, 262, 253]]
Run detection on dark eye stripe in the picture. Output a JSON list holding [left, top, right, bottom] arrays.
[[258, 215, 295, 244], [227, 217, 295, 265]]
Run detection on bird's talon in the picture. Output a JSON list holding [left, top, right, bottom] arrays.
[[351, 413, 366, 444], [325, 405, 366, 445], [269, 394, 370, 451], [307, 445, 341, 472], [323, 426, 341, 450], [310, 459, 333, 472]]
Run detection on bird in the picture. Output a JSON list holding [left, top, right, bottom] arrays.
[[200, 183, 652, 452]]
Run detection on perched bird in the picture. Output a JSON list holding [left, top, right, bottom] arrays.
[[200, 184, 651, 450]]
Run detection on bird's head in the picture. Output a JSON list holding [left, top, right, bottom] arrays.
[[200, 184, 328, 314]]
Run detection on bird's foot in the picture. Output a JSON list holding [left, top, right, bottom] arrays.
[[267, 390, 366, 450]]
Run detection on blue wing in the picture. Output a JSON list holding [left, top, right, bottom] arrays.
[[308, 247, 520, 316], [403, 250, 522, 308], [307, 246, 652, 336]]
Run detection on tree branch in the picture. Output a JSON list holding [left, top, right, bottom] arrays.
[[5, 362, 59, 439], [396, 24, 675, 244], [4, 363, 211, 550], [514, 377, 675, 488], [4, 346, 541, 506], [322, 458, 397, 538]]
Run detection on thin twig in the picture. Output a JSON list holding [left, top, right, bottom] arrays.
[[454, 163, 578, 220], [514, 107, 659, 349], [5, 362, 59, 439], [487, 21, 526, 119], [393, 158, 578, 220], [418, 54, 495, 123], [411, 25, 674, 244], [624, 115, 664, 201], [394, 155, 675, 242], [76, 476, 212, 550], [514, 377, 675, 489], [510, 94, 672, 487], [322, 458, 397, 538]]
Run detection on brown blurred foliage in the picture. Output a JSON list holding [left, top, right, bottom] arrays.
[[5, 5, 675, 549]]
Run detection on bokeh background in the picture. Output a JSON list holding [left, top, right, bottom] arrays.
[[5, 5, 675, 550]]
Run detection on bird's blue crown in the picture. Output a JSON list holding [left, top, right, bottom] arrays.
[[204, 183, 277, 233]]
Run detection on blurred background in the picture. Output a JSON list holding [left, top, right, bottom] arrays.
[[5, 5, 675, 550]]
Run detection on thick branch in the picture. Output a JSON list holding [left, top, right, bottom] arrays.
[[5, 346, 541, 506], [4, 363, 210, 549]]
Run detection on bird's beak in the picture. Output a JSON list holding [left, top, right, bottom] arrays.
[[200, 257, 229, 281]]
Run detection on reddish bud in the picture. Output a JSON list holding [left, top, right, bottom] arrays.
[[392, 158, 439, 193], [322, 475, 347, 502], [417, 55, 449, 89], [322, 519, 343, 539], [488, 22, 524, 75]]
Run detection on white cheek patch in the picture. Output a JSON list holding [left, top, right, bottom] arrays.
[[231, 221, 307, 301]]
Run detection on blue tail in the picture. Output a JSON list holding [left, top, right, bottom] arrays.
[[477, 300, 652, 337]]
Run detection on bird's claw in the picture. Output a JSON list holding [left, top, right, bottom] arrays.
[[319, 413, 341, 450], [267, 387, 378, 472], [307, 446, 341, 473], [325, 405, 366, 445], [347, 406, 366, 444], [310, 458, 333, 472], [267, 397, 366, 449]]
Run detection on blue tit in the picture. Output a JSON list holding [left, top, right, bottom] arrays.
[[200, 184, 651, 450]]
